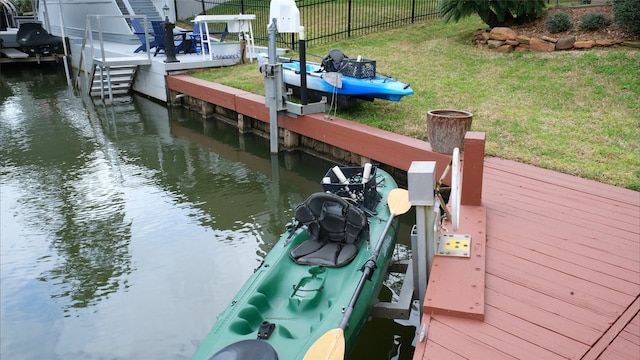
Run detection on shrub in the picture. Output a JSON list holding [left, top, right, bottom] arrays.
[[612, 0, 640, 35], [545, 12, 572, 33], [438, 0, 546, 28], [579, 12, 610, 30]]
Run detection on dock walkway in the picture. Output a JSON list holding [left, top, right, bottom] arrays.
[[414, 157, 639, 360]]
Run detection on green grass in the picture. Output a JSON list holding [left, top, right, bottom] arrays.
[[191, 16, 640, 191]]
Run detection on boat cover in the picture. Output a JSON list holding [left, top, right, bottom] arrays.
[[17, 22, 65, 56]]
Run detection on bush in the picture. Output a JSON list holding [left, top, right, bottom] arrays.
[[612, 0, 640, 35], [579, 12, 610, 30], [545, 12, 572, 33], [438, 0, 546, 28]]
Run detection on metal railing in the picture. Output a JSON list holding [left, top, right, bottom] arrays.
[[179, 0, 440, 48]]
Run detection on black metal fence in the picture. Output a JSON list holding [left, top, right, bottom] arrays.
[[179, 0, 441, 48]]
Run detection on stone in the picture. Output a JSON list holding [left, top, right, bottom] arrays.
[[474, 29, 488, 36], [595, 39, 616, 47], [623, 41, 640, 48], [574, 40, 596, 49], [515, 44, 529, 52], [505, 40, 520, 46], [529, 37, 555, 52], [516, 35, 530, 44], [489, 27, 517, 41], [541, 36, 557, 43], [495, 45, 513, 53], [488, 40, 505, 49], [555, 36, 576, 50]]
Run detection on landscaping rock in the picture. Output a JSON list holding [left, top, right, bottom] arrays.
[[556, 36, 576, 50], [515, 44, 529, 52], [530, 37, 555, 52], [488, 40, 505, 49], [516, 35, 530, 44], [505, 40, 520, 46], [495, 45, 514, 52], [490, 27, 517, 41], [541, 36, 557, 43], [574, 40, 596, 49], [595, 39, 616, 46]]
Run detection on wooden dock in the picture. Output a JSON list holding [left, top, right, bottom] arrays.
[[413, 158, 639, 360], [163, 75, 640, 359]]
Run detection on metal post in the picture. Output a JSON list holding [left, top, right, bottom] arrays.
[[264, 19, 284, 154], [408, 161, 437, 314], [299, 26, 308, 105], [162, 13, 179, 63]]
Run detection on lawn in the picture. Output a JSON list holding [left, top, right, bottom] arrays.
[[190, 16, 640, 191]]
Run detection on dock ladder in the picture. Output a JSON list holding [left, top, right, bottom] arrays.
[[74, 15, 152, 102]]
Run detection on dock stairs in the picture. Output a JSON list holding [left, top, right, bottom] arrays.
[[75, 15, 153, 101], [89, 64, 138, 98]]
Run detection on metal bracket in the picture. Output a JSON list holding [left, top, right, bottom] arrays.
[[436, 233, 471, 257], [285, 98, 329, 116]]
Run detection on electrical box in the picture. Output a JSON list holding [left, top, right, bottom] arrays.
[[269, 0, 300, 33], [408, 161, 436, 206]]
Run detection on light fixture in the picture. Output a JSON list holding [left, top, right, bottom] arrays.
[[163, 4, 170, 21]]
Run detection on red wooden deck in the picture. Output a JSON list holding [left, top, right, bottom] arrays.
[[414, 158, 640, 360]]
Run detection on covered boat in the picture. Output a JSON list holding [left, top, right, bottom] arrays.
[[193, 166, 405, 360], [16, 22, 65, 56]]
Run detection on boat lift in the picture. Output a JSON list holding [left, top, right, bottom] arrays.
[[263, 0, 329, 154]]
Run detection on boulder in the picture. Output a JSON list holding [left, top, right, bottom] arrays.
[[541, 36, 557, 43], [490, 27, 518, 41], [495, 45, 514, 52], [530, 37, 555, 52], [595, 39, 616, 47], [516, 35, 530, 44], [555, 36, 576, 50], [574, 40, 596, 49], [488, 40, 505, 49]]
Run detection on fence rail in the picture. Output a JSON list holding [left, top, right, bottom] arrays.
[[179, 0, 440, 48]]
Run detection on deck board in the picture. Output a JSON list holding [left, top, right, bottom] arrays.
[[414, 157, 640, 360]]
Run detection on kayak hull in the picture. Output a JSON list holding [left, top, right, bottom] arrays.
[[192, 168, 400, 359], [280, 59, 414, 102]]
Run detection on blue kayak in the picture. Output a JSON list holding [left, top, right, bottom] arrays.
[[279, 57, 414, 102]]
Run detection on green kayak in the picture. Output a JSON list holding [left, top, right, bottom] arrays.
[[192, 166, 400, 360]]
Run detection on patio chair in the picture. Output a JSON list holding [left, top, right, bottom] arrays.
[[189, 22, 229, 54], [131, 18, 156, 53], [151, 21, 187, 56]]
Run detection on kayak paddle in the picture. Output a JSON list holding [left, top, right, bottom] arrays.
[[303, 188, 411, 360]]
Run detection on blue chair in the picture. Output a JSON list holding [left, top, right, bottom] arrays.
[[189, 23, 229, 54], [131, 19, 156, 53], [151, 21, 187, 56], [189, 23, 209, 54]]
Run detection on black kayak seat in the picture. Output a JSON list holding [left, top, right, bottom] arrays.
[[290, 192, 368, 267], [208, 339, 278, 360]]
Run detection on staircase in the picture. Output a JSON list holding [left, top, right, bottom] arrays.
[[127, 0, 163, 22], [89, 64, 138, 99]]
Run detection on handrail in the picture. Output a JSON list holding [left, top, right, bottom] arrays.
[[73, 14, 151, 91]]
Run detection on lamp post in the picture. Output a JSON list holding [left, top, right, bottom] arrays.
[[162, 3, 179, 63]]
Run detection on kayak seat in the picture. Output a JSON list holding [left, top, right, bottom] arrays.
[[290, 192, 368, 267], [208, 339, 278, 360]]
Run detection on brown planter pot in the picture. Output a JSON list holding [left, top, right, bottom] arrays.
[[427, 109, 473, 154]]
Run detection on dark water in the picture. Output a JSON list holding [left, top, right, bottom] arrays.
[[0, 64, 417, 359]]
